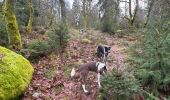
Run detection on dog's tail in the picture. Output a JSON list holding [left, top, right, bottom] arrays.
[[70, 68, 76, 77]]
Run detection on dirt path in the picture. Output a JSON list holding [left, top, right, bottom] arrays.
[[22, 30, 135, 100]]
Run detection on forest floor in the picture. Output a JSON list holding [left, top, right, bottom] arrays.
[[22, 29, 138, 100]]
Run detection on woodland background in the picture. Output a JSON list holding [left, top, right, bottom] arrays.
[[0, 0, 170, 99]]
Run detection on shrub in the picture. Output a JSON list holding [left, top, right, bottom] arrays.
[[134, 69, 161, 92], [32, 26, 46, 35], [101, 17, 115, 34], [100, 71, 139, 100], [130, 22, 170, 96], [24, 40, 49, 59], [45, 23, 69, 52]]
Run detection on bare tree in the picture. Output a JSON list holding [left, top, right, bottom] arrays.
[[124, 0, 139, 26], [59, 0, 66, 24], [143, 0, 154, 27], [72, 0, 81, 28], [132, 0, 139, 25], [98, 0, 116, 33], [114, 0, 120, 24], [82, 0, 87, 30]]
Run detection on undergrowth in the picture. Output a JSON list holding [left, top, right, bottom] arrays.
[[130, 22, 170, 98]]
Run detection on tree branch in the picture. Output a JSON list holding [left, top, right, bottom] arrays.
[[120, 1, 129, 3]]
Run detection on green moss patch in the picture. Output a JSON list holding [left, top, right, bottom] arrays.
[[81, 38, 92, 44], [0, 46, 34, 100]]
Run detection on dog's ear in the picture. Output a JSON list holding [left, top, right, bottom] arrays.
[[108, 46, 111, 50], [104, 66, 107, 71], [100, 66, 107, 75]]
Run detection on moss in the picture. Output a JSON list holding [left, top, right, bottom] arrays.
[[81, 38, 92, 44], [3, 0, 22, 49], [0, 2, 3, 12], [0, 46, 34, 100], [26, 18, 32, 35], [26, 0, 34, 35]]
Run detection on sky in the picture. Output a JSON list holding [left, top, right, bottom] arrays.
[[0, 0, 146, 14], [65, 0, 99, 9], [66, 0, 147, 12], [65, 0, 73, 9]]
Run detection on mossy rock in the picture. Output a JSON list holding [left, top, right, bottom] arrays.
[[81, 38, 92, 44], [0, 46, 34, 100]]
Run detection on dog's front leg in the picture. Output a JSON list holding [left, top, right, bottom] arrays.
[[97, 73, 101, 88], [82, 84, 88, 93]]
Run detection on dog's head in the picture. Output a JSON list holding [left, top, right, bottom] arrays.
[[100, 65, 107, 74], [105, 46, 111, 54]]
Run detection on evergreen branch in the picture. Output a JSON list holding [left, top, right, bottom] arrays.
[[140, 89, 160, 100]]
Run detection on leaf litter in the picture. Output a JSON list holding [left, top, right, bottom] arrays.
[[22, 30, 136, 100]]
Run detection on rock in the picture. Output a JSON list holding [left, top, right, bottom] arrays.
[[32, 92, 41, 98], [0, 46, 34, 100]]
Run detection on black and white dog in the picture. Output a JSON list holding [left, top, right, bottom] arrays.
[[70, 62, 107, 93], [96, 45, 111, 64]]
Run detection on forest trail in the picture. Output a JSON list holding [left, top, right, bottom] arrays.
[[22, 29, 137, 100]]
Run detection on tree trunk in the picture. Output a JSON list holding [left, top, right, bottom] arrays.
[[131, 0, 139, 25], [0, 6, 2, 12], [114, 0, 120, 24], [129, 0, 132, 20], [27, 0, 34, 35], [144, 0, 155, 27], [87, 0, 92, 28], [3, 0, 22, 49], [128, 0, 139, 26], [83, 0, 87, 30], [48, 0, 54, 27], [59, 0, 66, 24]]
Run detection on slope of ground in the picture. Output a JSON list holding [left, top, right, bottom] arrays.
[[22, 29, 137, 100]]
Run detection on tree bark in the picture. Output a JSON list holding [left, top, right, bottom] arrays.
[[127, 0, 139, 26], [27, 0, 34, 35], [0, 3, 2, 12], [129, 0, 132, 20], [48, 0, 54, 27], [144, 0, 155, 27], [83, 0, 87, 30], [59, 0, 66, 24], [4, 0, 22, 49], [131, 0, 139, 25], [114, 0, 120, 24]]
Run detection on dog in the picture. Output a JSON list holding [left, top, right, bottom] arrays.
[[70, 62, 107, 93], [96, 45, 111, 64]]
